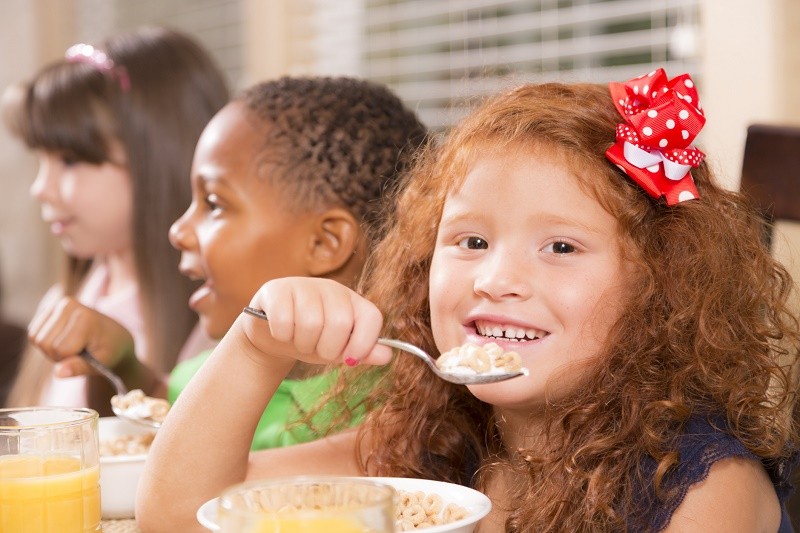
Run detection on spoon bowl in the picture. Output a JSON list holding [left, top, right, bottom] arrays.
[[80, 349, 161, 429], [242, 307, 528, 385], [111, 403, 163, 430], [376, 337, 528, 385]]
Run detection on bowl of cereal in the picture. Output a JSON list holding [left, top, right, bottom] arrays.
[[196, 476, 491, 532], [99, 416, 157, 519], [379, 477, 491, 532]]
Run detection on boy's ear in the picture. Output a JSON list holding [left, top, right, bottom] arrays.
[[307, 207, 363, 277]]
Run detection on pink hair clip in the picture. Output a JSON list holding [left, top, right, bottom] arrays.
[[65, 43, 131, 92]]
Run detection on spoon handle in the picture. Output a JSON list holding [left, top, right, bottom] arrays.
[[80, 348, 128, 396], [376, 338, 431, 364]]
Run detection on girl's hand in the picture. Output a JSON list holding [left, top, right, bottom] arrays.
[[241, 277, 393, 367], [27, 296, 136, 378]]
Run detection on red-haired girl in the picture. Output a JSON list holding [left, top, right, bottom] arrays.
[[140, 71, 799, 532]]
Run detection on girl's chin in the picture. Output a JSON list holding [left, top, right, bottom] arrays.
[[467, 378, 547, 410], [61, 243, 93, 259]]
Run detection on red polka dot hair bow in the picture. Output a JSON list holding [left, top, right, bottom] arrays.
[[605, 69, 705, 205]]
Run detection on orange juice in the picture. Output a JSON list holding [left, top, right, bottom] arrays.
[[0, 454, 101, 532], [247, 516, 371, 533], [218, 477, 395, 533]]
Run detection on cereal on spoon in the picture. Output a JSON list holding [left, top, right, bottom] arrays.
[[435, 342, 526, 377], [110, 389, 170, 425]]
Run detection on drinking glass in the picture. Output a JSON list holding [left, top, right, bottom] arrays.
[[217, 477, 396, 533], [0, 407, 101, 532]]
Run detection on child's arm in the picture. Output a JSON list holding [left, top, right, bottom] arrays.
[[664, 457, 781, 532], [27, 295, 159, 394], [136, 277, 392, 533]]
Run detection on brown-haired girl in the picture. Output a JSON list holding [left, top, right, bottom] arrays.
[[139, 70, 799, 532], [3, 26, 229, 412]]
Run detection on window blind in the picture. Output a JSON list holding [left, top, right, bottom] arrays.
[[75, 0, 245, 90], [306, 0, 700, 130]]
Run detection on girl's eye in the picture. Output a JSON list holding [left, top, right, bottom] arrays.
[[457, 236, 488, 250], [60, 154, 79, 167], [545, 241, 575, 254]]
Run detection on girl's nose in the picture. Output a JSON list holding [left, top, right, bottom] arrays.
[[473, 251, 533, 301], [168, 207, 197, 252]]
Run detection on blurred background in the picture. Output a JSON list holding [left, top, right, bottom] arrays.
[[1, 0, 798, 324]]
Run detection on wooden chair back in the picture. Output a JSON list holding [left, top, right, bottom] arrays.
[[739, 124, 800, 246]]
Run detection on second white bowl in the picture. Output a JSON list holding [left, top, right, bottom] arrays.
[[98, 416, 156, 519]]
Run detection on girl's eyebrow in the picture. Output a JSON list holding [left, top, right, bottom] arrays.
[[532, 213, 605, 235], [438, 211, 476, 226], [441, 210, 605, 236]]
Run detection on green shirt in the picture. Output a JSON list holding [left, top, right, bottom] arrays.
[[168, 350, 360, 450]]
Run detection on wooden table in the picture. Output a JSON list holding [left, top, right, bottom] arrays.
[[101, 519, 141, 533]]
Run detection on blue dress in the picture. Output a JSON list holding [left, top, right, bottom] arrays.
[[636, 415, 795, 532]]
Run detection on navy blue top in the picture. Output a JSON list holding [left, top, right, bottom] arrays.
[[455, 415, 794, 530], [636, 415, 795, 532]]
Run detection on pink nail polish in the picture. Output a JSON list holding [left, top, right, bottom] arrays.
[[344, 357, 359, 367]]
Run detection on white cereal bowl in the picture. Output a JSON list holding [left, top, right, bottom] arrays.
[[197, 476, 491, 532], [98, 416, 156, 519]]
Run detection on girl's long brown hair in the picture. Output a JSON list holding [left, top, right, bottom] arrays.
[[344, 82, 800, 530], [4, 27, 229, 405]]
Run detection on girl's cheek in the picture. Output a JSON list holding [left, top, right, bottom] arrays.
[[427, 281, 454, 351], [59, 175, 79, 202]]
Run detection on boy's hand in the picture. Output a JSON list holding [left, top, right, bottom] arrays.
[[28, 296, 135, 378], [241, 277, 393, 367]]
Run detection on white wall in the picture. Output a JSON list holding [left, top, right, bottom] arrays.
[[0, 0, 75, 324], [699, 0, 800, 189], [699, 0, 800, 317]]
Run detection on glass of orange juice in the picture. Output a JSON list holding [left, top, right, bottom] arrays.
[[217, 477, 396, 533], [0, 407, 101, 532]]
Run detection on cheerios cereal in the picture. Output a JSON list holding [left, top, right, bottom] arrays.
[[100, 432, 156, 456], [435, 342, 525, 376], [111, 389, 170, 424], [229, 483, 471, 530], [395, 490, 470, 530]]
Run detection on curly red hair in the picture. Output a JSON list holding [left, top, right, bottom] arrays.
[[342, 82, 800, 531]]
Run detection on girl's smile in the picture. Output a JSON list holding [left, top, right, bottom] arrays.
[[43, 216, 75, 236], [460, 316, 550, 358], [471, 318, 549, 342]]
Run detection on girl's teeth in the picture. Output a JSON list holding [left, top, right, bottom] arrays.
[[476, 322, 544, 340]]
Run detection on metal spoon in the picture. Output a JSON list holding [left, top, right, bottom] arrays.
[[80, 349, 161, 429], [242, 306, 528, 385]]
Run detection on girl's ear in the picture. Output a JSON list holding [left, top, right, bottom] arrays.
[[307, 207, 363, 277]]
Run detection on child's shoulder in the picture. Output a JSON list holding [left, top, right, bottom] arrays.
[[643, 415, 792, 532], [665, 455, 782, 532]]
